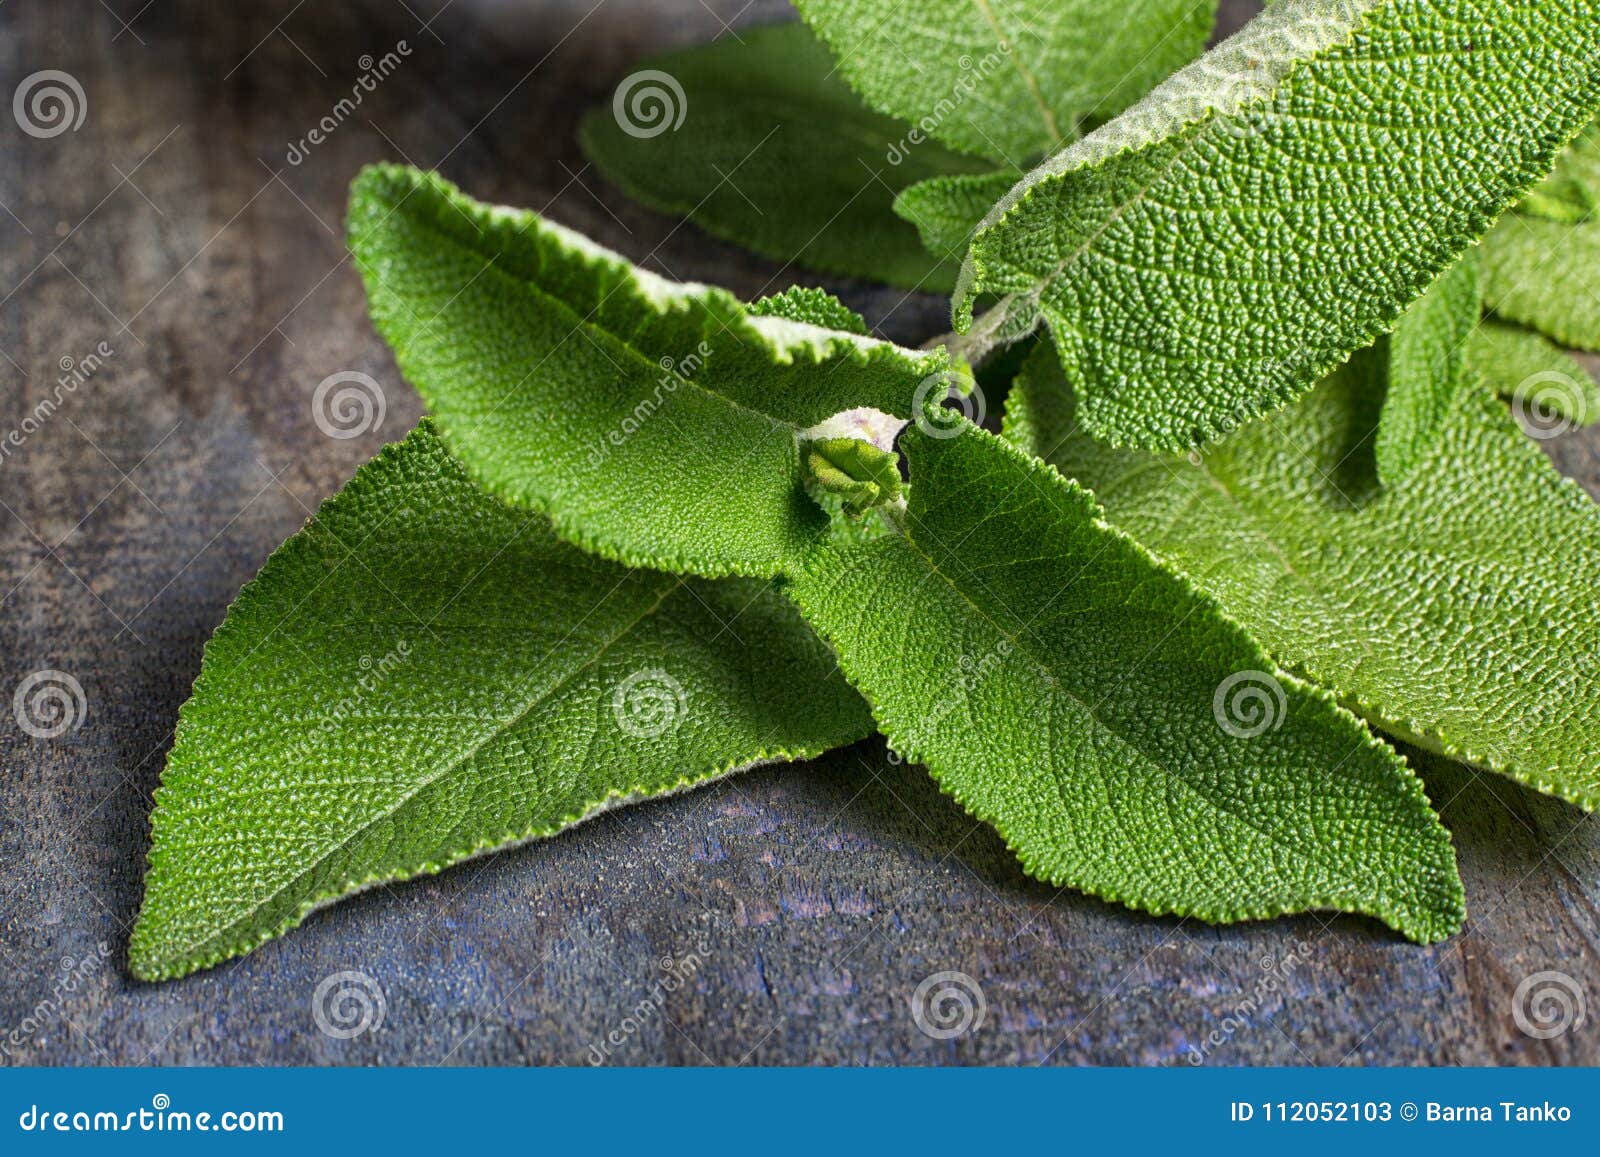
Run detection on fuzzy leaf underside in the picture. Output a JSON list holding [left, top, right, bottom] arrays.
[[1468, 321, 1600, 424], [793, 0, 1219, 165], [1376, 254, 1482, 486], [957, 0, 1600, 451], [130, 424, 873, 980], [1483, 120, 1600, 350], [348, 164, 946, 580], [578, 24, 991, 292], [1009, 342, 1600, 811], [788, 424, 1464, 942]]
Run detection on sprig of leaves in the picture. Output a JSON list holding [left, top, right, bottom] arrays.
[[131, 0, 1600, 977]]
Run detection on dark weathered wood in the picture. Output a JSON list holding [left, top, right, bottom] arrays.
[[0, 0, 1596, 1066]]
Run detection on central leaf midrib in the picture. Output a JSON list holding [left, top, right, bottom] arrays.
[[970, 0, 1061, 152], [889, 517, 1329, 863]]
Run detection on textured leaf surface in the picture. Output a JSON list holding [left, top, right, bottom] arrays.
[[1010, 342, 1600, 810], [1376, 255, 1481, 485], [1483, 120, 1600, 349], [794, 0, 1218, 165], [788, 423, 1463, 941], [349, 164, 946, 579], [750, 286, 868, 334], [130, 424, 872, 980], [578, 24, 989, 291], [1469, 320, 1600, 425], [957, 0, 1600, 450], [893, 170, 1018, 264]]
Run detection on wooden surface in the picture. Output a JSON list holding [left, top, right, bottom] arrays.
[[1, 0, 1597, 1066]]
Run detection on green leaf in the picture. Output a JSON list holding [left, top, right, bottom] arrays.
[[788, 422, 1464, 942], [893, 170, 1018, 263], [1483, 120, 1600, 349], [348, 164, 947, 581], [1376, 254, 1481, 486], [578, 23, 991, 291], [750, 285, 868, 334], [956, 0, 1600, 450], [130, 424, 872, 980], [1010, 341, 1600, 811], [801, 436, 903, 516], [1469, 320, 1600, 427], [793, 0, 1219, 165]]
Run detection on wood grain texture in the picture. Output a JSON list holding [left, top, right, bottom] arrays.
[[0, 0, 1596, 1066]]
